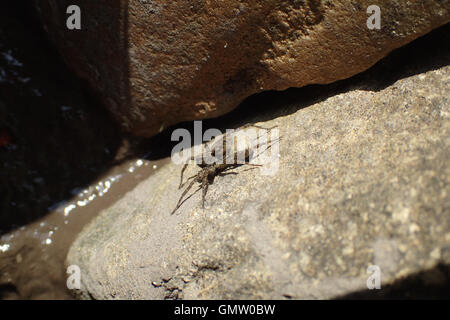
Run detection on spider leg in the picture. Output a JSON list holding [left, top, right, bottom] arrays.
[[249, 134, 282, 163], [226, 164, 262, 175], [219, 171, 238, 177], [180, 173, 197, 189], [240, 165, 262, 173], [179, 156, 196, 189], [171, 185, 202, 215], [171, 186, 202, 215], [241, 124, 278, 131], [201, 176, 209, 209], [237, 124, 280, 163], [171, 177, 197, 214]]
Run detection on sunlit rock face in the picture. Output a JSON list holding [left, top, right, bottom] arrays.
[[35, 0, 449, 137], [65, 58, 450, 300]]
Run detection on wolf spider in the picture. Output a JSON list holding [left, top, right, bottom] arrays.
[[171, 124, 277, 214]]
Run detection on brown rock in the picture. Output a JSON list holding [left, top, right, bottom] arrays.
[[35, 0, 450, 137]]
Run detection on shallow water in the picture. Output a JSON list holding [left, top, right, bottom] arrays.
[[0, 156, 167, 299]]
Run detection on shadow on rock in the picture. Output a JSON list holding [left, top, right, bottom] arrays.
[[137, 23, 450, 161], [336, 263, 450, 300]]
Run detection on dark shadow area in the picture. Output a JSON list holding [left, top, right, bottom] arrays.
[[0, 283, 19, 300], [134, 22, 449, 161], [0, 1, 127, 234], [336, 263, 450, 300]]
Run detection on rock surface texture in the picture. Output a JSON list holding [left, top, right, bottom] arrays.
[[35, 0, 450, 137], [66, 28, 450, 299]]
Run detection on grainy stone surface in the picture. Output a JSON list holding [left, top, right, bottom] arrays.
[[35, 0, 449, 137], [66, 36, 450, 299]]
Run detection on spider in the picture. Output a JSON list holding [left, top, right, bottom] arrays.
[[171, 124, 278, 214]]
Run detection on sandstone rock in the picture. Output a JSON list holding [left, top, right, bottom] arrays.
[[65, 32, 450, 299], [35, 0, 449, 137]]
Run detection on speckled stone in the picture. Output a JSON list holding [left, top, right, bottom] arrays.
[[66, 34, 450, 299], [35, 0, 449, 137]]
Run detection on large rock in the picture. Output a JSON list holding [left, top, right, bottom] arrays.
[[35, 0, 449, 137], [66, 34, 450, 299]]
